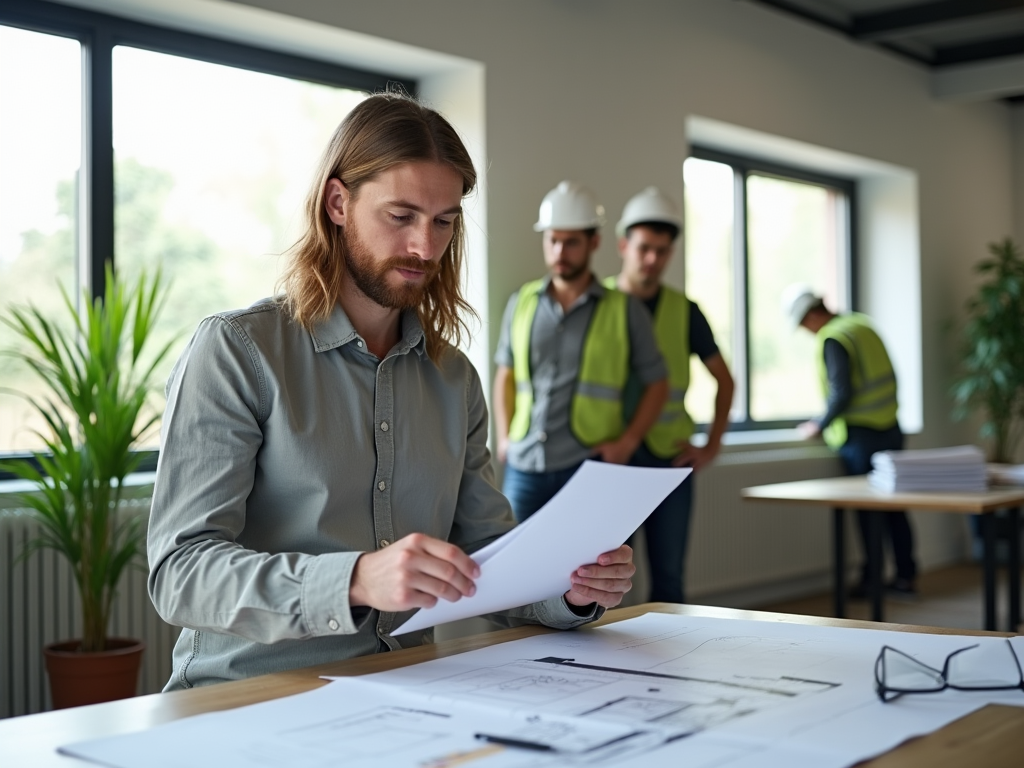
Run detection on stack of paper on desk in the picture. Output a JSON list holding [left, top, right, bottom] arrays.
[[987, 463, 1024, 486], [394, 460, 691, 635], [868, 445, 987, 493]]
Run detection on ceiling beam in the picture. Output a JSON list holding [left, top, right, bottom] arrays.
[[935, 33, 1024, 65], [852, 0, 1024, 41], [932, 52, 1024, 100]]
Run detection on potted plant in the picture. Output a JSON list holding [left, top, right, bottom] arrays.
[[0, 265, 171, 709], [951, 237, 1024, 464]]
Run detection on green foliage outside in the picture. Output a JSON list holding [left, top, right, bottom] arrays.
[[0, 267, 172, 652], [951, 238, 1024, 463]]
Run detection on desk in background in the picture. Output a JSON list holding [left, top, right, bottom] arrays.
[[742, 476, 1024, 630], [0, 603, 1021, 768]]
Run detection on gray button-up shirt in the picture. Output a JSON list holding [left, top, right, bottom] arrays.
[[495, 276, 666, 473], [148, 299, 597, 690]]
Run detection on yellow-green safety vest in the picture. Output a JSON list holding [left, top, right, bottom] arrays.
[[601, 278, 695, 458], [816, 313, 898, 449], [508, 279, 629, 447]]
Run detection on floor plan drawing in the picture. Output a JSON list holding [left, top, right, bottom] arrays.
[[61, 613, 1024, 768]]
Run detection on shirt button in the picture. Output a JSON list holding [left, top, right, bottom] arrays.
[[380, 421, 389, 432], [538, 431, 547, 442], [356, 340, 364, 348], [380, 539, 390, 548], [327, 618, 340, 632], [378, 481, 386, 491]]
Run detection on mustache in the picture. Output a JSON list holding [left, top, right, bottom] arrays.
[[385, 256, 440, 279]]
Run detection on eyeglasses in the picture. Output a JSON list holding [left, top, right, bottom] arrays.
[[875, 639, 1024, 703]]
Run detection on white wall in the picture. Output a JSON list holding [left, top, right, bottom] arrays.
[[213, 0, 1013, 451], [59, 0, 1019, 577]]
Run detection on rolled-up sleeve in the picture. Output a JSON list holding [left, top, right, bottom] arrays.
[[450, 362, 604, 630], [147, 316, 368, 644]]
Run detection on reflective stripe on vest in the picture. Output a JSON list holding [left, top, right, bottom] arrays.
[[509, 280, 629, 446], [816, 313, 898, 449]]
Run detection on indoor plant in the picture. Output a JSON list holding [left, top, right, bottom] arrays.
[[951, 237, 1024, 464], [0, 265, 171, 708]]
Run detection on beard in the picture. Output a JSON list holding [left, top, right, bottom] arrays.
[[341, 219, 440, 310], [552, 259, 589, 282]]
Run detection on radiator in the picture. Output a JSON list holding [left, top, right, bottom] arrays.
[[685, 446, 846, 602], [0, 489, 179, 718]]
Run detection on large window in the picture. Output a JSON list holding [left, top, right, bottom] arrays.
[[0, 0, 412, 463], [684, 148, 854, 430]]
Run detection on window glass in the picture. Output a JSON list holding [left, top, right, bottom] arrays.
[[0, 26, 81, 453], [746, 174, 846, 421], [112, 46, 367, 443], [683, 158, 734, 425]]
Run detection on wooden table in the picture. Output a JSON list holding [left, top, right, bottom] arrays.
[[742, 476, 1024, 630], [0, 603, 1021, 768]]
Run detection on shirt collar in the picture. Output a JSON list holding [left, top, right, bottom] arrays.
[[537, 272, 606, 300], [309, 303, 426, 358]]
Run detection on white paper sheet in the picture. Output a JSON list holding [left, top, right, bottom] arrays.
[[393, 461, 691, 635], [62, 613, 1024, 768]]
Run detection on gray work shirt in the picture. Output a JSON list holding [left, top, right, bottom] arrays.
[[148, 299, 598, 690], [494, 276, 666, 473]]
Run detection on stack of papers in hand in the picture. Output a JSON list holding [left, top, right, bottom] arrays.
[[868, 445, 987, 493]]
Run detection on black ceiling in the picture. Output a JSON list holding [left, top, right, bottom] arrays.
[[750, 0, 1024, 68]]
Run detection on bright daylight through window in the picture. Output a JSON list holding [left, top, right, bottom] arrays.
[[683, 152, 852, 429], [0, 24, 373, 456], [0, 26, 81, 453]]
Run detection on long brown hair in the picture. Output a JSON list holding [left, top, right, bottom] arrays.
[[278, 91, 477, 362]]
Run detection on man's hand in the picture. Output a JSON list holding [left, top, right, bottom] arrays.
[[349, 533, 479, 612], [797, 420, 822, 440], [671, 440, 720, 471], [564, 544, 635, 609], [592, 435, 639, 465], [496, 436, 510, 464]]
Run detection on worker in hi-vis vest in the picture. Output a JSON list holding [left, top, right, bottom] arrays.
[[783, 285, 917, 600], [493, 181, 669, 523], [608, 187, 735, 604]]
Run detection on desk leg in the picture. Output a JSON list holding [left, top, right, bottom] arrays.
[[982, 513, 997, 632], [1009, 507, 1020, 632], [833, 507, 845, 619], [867, 510, 884, 623]]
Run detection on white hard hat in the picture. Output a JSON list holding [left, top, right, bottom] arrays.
[[781, 283, 821, 329], [534, 180, 605, 232], [615, 186, 681, 238]]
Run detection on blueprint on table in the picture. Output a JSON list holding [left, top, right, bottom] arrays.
[[61, 613, 1024, 768]]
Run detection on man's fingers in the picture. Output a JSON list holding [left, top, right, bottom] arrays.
[[413, 553, 477, 598], [593, 544, 633, 566], [418, 535, 481, 580], [570, 575, 633, 594], [402, 571, 473, 604], [566, 583, 629, 609], [576, 562, 635, 580]]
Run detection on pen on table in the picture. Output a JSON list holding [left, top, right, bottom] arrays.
[[474, 733, 556, 752]]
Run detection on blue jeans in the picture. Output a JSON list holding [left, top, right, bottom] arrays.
[[502, 463, 583, 523], [838, 424, 917, 585], [630, 444, 694, 604]]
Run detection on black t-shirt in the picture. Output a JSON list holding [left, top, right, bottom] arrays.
[[643, 289, 719, 361]]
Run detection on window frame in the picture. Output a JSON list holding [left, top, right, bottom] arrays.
[[0, 0, 415, 477], [687, 145, 857, 432]]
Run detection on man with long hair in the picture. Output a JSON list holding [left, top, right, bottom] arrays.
[[147, 93, 635, 690]]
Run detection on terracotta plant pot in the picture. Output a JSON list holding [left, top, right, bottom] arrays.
[[43, 637, 145, 710]]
